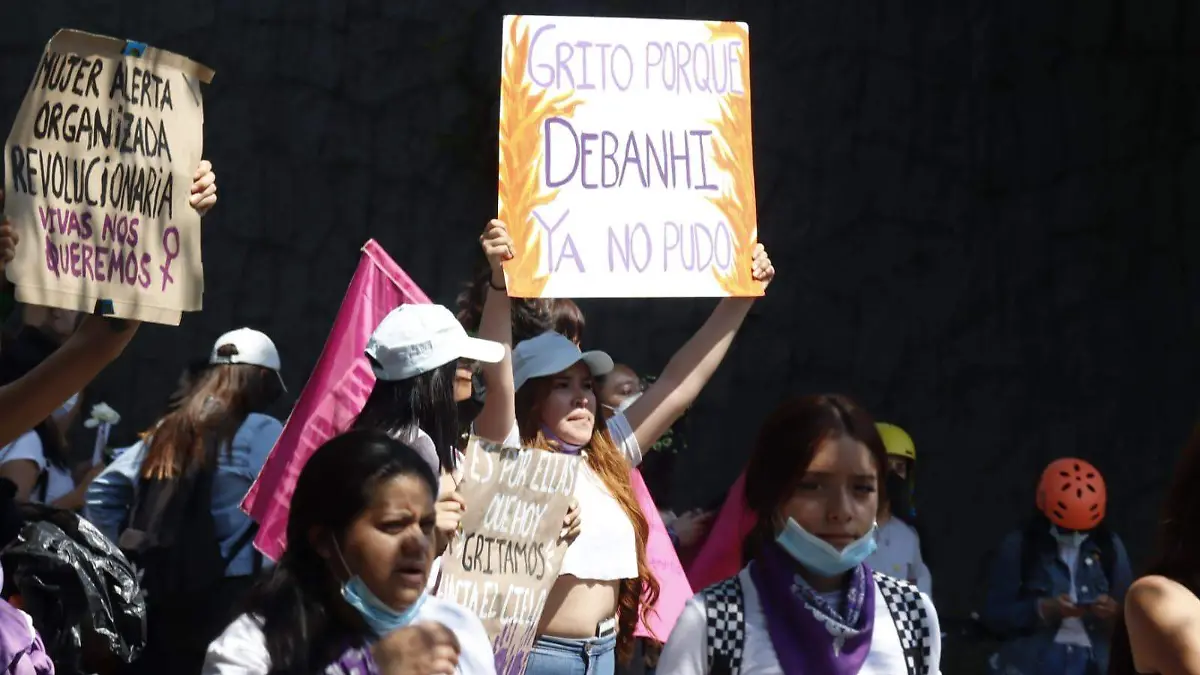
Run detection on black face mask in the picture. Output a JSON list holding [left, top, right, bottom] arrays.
[[886, 471, 916, 521], [456, 369, 487, 435]]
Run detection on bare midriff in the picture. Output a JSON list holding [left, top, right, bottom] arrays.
[[536, 574, 621, 638]]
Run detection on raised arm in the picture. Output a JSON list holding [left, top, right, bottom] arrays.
[[472, 220, 516, 443], [0, 316, 139, 447], [624, 244, 774, 451], [0, 161, 217, 447]]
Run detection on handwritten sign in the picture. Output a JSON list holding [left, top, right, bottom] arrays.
[[498, 15, 761, 299], [436, 437, 581, 675], [3, 29, 213, 325]]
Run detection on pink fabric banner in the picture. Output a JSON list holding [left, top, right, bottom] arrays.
[[631, 468, 693, 642], [242, 240, 430, 561], [685, 471, 758, 591]]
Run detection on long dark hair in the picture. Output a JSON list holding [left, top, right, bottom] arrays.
[[353, 358, 459, 473], [0, 326, 72, 470], [241, 429, 438, 675], [140, 344, 282, 479], [1110, 421, 1200, 675], [742, 394, 888, 562]]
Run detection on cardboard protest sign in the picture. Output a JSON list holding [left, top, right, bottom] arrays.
[[436, 437, 581, 675], [498, 15, 762, 299], [3, 29, 213, 325]]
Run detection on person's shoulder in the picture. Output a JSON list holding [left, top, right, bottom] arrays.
[[213, 613, 266, 641], [0, 431, 44, 464], [889, 518, 921, 540], [874, 571, 939, 616], [420, 595, 487, 632], [205, 614, 270, 673], [243, 413, 284, 434], [1125, 575, 1200, 672], [1127, 575, 1200, 621], [418, 597, 496, 673]]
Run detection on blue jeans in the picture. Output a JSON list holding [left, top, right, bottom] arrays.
[[524, 634, 617, 675], [1044, 643, 1096, 675]]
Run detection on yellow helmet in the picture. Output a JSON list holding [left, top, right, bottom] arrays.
[[876, 422, 916, 462]]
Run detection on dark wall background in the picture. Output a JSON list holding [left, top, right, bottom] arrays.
[[3, 0, 1199, 670]]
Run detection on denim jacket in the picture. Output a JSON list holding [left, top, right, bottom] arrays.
[[981, 527, 1133, 675], [83, 413, 283, 577]]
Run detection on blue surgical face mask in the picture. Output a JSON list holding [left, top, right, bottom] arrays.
[[341, 576, 426, 637], [333, 540, 426, 637], [775, 518, 878, 577]]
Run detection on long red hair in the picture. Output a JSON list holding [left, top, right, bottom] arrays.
[[516, 379, 660, 663]]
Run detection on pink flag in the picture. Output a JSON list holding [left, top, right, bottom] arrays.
[[631, 468, 693, 642], [242, 240, 430, 561], [685, 471, 758, 591]]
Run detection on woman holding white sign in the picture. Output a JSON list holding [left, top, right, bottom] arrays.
[[472, 219, 774, 675]]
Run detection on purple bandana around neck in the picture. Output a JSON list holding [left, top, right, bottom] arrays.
[[326, 643, 381, 674], [539, 424, 584, 455], [750, 541, 876, 675]]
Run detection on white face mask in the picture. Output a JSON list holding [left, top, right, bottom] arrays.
[[1050, 526, 1088, 549], [616, 391, 642, 413]]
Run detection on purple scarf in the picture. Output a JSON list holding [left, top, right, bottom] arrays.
[[750, 542, 876, 675], [325, 644, 380, 674], [539, 425, 583, 455], [0, 602, 53, 675]]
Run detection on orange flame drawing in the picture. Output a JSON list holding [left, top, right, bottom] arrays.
[[498, 16, 583, 298], [705, 22, 762, 296]]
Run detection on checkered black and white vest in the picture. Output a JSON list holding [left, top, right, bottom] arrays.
[[701, 570, 934, 675]]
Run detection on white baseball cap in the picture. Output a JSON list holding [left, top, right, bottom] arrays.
[[512, 332, 614, 392], [365, 304, 504, 382], [210, 327, 286, 391]]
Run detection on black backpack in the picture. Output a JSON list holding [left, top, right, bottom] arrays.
[[117, 436, 260, 600], [1, 504, 148, 674]]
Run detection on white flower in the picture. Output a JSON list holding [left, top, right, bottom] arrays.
[[83, 402, 121, 428]]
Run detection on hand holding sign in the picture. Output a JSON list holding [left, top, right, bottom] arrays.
[[435, 490, 467, 555], [0, 204, 17, 276], [749, 242, 775, 290], [560, 497, 581, 543], [190, 160, 217, 215], [481, 219, 515, 287]]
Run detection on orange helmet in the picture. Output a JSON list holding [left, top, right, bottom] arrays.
[[1036, 458, 1107, 531]]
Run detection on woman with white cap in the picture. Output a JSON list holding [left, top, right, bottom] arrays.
[[353, 303, 505, 479], [84, 327, 287, 674], [350, 302, 506, 570], [472, 219, 775, 675]]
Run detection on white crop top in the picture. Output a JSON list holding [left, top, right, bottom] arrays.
[[497, 411, 643, 581]]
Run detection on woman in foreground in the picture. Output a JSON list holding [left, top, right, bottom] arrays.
[[1110, 422, 1200, 675], [204, 429, 495, 675], [657, 395, 941, 675]]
